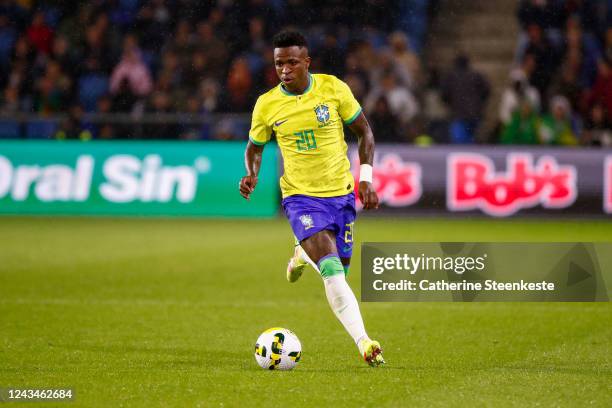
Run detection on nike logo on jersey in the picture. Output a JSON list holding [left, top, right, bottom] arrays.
[[274, 119, 288, 127]]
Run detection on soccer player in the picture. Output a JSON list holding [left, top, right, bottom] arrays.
[[239, 31, 384, 367]]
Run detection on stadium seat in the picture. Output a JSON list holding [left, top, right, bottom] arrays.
[[120, 0, 139, 11], [398, 0, 430, 52], [0, 120, 20, 139], [449, 120, 475, 144], [233, 119, 250, 139], [141, 50, 157, 72], [43, 7, 62, 28], [78, 74, 109, 112], [25, 120, 57, 139], [110, 9, 136, 27], [245, 52, 265, 75], [0, 29, 16, 65]]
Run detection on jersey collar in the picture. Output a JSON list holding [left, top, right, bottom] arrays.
[[280, 73, 313, 96]]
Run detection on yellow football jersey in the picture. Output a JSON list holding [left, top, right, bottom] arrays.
[[249, 73, 362, 198]]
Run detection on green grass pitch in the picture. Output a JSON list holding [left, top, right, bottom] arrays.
[[1, 217, 611, 407]]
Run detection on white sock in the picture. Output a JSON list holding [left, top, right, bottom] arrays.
[[298, 245, 319, 272], [323, 274, 369, 345]]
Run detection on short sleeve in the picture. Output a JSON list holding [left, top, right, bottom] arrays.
[[335, 77, 362, 125], [249, 96, 271, 145]]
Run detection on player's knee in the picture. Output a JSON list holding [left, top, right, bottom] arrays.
[[318, 255, 344, 279]]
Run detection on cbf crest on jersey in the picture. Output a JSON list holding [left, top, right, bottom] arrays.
[[299, 214, 314, 230], [314, 103, 331, 126]]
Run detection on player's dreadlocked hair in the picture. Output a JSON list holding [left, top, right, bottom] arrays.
[[272, 30, 308, 49]]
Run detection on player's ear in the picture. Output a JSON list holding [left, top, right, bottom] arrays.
[[304, 56, 311, 69]]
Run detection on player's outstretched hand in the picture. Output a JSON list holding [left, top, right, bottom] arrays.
[[358, 181, 379, 210], [239, 175, 258, 200]]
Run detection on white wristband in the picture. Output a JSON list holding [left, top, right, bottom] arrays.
[[359, 164, 373, 183]]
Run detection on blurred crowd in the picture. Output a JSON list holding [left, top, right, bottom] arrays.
[[0, 0, 609, 146], [0, 0, 434, 140], [499, 0, 612, 146]]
